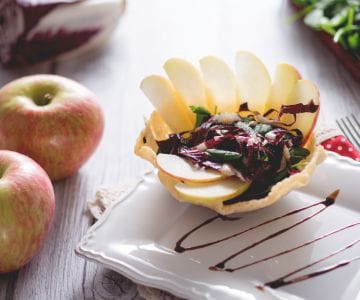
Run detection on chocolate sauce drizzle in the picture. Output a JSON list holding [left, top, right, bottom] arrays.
[[176, 190, 338, 259], [174, 190, 360, 289], [229, 222, 360, 272], [174, 214, 240, 253], [263, 243, 360, 289], [211, 193, 335, 271]]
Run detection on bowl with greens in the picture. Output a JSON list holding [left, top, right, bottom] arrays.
[[291, 0, 360, 81]]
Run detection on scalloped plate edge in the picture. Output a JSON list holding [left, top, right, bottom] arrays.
[[75, 151, 359, 299]]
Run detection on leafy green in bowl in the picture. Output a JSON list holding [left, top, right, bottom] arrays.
[[292, 0, 359, 60]]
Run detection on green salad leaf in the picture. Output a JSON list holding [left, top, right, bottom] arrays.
[[190, 105, 211, 128], [206, 149, 242, 162], [292, 0, 360, 59]]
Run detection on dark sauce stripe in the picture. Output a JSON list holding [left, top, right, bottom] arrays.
[[175, 190, 360, 290], [264, 253, 360, 289], [175, 215, 221, 253], [211, 203, 331, 270], [263, 238, 360, 288], [175, 191, 338, 253], [226, 222, 360, 272]]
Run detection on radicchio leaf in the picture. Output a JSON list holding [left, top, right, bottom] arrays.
[[278, 100, 319, 126], [156, 105, 311, 185]]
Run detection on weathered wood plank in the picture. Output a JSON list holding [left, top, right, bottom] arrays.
[[0, 0, 359, 299]]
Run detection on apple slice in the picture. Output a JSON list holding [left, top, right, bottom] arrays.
[[199, 56, 240, 113], [163, 58, 211, 110], [266, 63, 301, 111], [235, 51, 271, 114], [157, 153, 223, 183], [140, 75, 194, 132], [174, 177, 251, 203], [282, 80, 320, 143]]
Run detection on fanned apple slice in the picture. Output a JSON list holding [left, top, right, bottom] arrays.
[[163, 58, 210, 110], [157, 154, 223, 183], [158, 169, 250, 203], [140, 75, 193, 132], [283, 80, 320, 143], [235, 51, 271, 114], [266, 63, 301, 111], [199, 56, 239, 113], [173, 177, 251, 203]]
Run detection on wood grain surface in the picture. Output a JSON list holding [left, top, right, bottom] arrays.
[[0, 0, 359, 299]]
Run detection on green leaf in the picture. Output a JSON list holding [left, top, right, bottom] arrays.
[[275, 168, 289, 182], [348, 32, 359, 49], [289, 147, 310, 165], [329, 7, 349, 27], [254, 123, 273, 135], [190, 105, 211, 127], [291, 147, 310, 157], [304, 9, 326, 29], [295, 0, 360, 59], [206, 149, 242, 162], [290, 156, 304, 165], [334, 25, 358, 43], [347, 6, 355, 27], [190, 105, 211, 115], [321, 23, 336, 35]]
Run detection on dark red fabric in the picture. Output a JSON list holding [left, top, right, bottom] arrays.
[[321, 135, 360, 162]]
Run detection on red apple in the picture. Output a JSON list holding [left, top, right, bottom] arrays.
[[0, 74, 104, 180], [0, 150, 55, 274]]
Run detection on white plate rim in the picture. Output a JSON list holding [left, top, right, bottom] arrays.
[[75, 151, 360, 299]]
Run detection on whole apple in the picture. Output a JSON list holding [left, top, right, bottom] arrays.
[[0, 75, 104, 180], [0, 150, 55, 274]]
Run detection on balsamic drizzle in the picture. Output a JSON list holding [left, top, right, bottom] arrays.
[[173, 190, 360, 290], [211, 198, 333, 271], [264, 251, 360, 289], [175, 214, 240, 253], [227, 222, 360, 272], [175, 190, 338, 254]]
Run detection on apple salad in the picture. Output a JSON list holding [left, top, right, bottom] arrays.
[[135, 51, 326, 214]]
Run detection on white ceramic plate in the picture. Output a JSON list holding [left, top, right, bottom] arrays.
[[76, 152, 360, 300]]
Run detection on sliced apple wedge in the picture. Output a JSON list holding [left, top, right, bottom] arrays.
[[158, 171, 251, 206], [267, 63, 301, 111], [199, 56, 239, 113], [157, 169, 250, 204], [174, 177, 250, 203], [157, 153, 223, 183], [140, 75, 194, 132], [163, 58, 210, 110], [282, 80, 320, 143], [235, 51, 271, 114]]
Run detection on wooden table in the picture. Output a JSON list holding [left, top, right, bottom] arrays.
[[1, 0, 359, 299]]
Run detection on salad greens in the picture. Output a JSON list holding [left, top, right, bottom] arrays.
[[205, 149, 242, 162], [292, 0, 360, 59], [190, 105, 211, 127], [157, 104, 316, 203]]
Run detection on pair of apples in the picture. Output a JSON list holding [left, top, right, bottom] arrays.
[[0, 75, 103, 273], [140, 52, 320, 203]]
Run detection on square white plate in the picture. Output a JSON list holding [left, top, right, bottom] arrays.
[[76, 152, 360, 300]]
